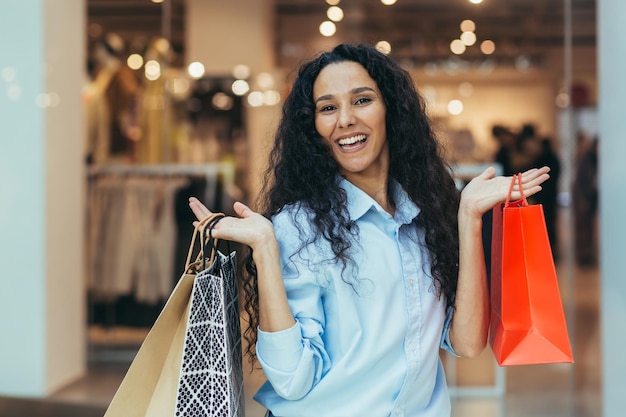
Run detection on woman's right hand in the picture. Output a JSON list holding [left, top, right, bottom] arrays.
[[190, 199, 295, 334], [188, 197, 277, 252]]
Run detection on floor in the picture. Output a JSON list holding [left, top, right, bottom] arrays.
[[0, 216, 601, 417], [0, 262, 600, 417]]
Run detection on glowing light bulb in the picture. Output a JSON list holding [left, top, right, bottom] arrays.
[[460, 19, 476, 32], [127, 54, 144, 70], [187, 62, 205, 79], [319, 21, 337, 37], [448, 99, 464, 115], [327, 6, 344, 22], [461, 31, 477, 46], [480, 40, 496, 55], [376, 41, 392, 55], [450, 39, 466, 55]]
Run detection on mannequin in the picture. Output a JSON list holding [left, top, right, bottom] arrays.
[[137, 36, 189, 164], [85, 32, 140, 164]]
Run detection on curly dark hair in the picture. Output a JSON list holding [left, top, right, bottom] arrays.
[[240, 43, 460, 366]]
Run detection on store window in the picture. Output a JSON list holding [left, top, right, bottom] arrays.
[[82, 1, 599, 416], [84, 0, 250, 362]]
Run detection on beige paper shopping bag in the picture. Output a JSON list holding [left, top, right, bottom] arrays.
[[104, 213, 239, 417]]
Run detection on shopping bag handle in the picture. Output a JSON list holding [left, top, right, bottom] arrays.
[[201, 214, 227, 271], [184, 213, 225, 272], [504, 173, 528, 208]]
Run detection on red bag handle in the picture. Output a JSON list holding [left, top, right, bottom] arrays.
[[504, 173, 529, 207]]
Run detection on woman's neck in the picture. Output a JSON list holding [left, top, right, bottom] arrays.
[[345, 172, 395, 216]]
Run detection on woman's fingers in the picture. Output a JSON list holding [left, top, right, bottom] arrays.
[[478, 166, 497, 180], [189, 197, 213, 223], [233, 201, 253, 218], [187, 199, 275, 249], [509, 166, 551, 199]]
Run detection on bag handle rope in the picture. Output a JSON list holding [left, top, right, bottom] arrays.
[[201, 214, 227, 271], [184, 212, 225, 272], [504, 173, 529, 208]]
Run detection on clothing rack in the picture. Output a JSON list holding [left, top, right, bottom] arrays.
[[87, 162, 234, 179], [86, 162, 237, 363], [87, 163, 235, 209]]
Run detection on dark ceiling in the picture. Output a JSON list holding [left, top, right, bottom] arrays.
[[87, 0, 596, 70]]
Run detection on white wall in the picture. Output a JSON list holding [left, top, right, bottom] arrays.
[[43, 0, 86, 392], [0, 0, 47, 395], [599, 1, 626, 416], [0, 0, 85, 396]]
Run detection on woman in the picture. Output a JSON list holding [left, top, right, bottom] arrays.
[[189, 44, 549, 417]]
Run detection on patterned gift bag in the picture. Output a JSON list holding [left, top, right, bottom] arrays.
[[103, 213, 245, 417], [176, 248, 245, 416]]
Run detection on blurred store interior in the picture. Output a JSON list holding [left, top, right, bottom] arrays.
[[2, 0, 624, 416]]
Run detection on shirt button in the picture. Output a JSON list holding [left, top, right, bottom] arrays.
[[408, 279, 414, 287], [394, 408, 402, 415], [409, 344, 416, 351]]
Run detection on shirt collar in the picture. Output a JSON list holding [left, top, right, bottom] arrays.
[[339, 176, 420, 225]]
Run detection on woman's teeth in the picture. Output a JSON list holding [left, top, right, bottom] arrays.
[[338, 134, 367, 146]]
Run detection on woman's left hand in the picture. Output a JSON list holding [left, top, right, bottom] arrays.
[[459, 166, 551, 219]]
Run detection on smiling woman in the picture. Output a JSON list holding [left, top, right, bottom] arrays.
[[188, 43, 550, 417], [313, 61, 390, 207]]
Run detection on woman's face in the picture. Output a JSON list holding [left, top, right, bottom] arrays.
[[313, 61, 388, 182]]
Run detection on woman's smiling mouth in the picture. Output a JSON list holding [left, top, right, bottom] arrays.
[[338, 134, 367, 148]]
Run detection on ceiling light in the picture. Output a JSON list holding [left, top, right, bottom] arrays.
[[381, 0, 398, 5], [480, 40, 496, 55], [469, 0, 483, 4], [327, 6, 344, 22], [376, 41, 392, 55], [256, 72, 275, 90], [460, 19, 476, 32], [232, 64, 250, 79], [247, 91, 264, 107], [448, 99, 464, 115], [187, 62, 205, 79], [319, 21, 336, 37], [450, 39, 466, 55], [460, 31, 477, 46], [127, 54, 144, 70], [263, 90, 281, 106], [212, 93, 234, 111], [145, 60, 161, 81], [232, 79, 250, 96]]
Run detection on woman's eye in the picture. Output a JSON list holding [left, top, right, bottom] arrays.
[[319, 105, 335, 112], [355, 97, 372, 105]]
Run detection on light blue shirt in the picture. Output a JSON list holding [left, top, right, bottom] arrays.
[[254, 177, 457, 417]]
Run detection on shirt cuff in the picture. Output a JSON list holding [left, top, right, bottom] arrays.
[[440, 305, 460, 357], [257, 322, 304, 372]]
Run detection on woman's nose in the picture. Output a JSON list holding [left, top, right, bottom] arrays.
[[338, 106, 355, 128]]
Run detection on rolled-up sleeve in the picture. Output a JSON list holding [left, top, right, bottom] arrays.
[[257, 318, 330, 400], [440, 304, 460, 357]]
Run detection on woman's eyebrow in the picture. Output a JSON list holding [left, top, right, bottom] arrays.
[[315, 86, 376, 104]]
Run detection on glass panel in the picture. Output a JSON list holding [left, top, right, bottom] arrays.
[[80, 2, 600, 416]]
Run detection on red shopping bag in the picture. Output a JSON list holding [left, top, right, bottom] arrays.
[[489, 174, 573, 366]]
